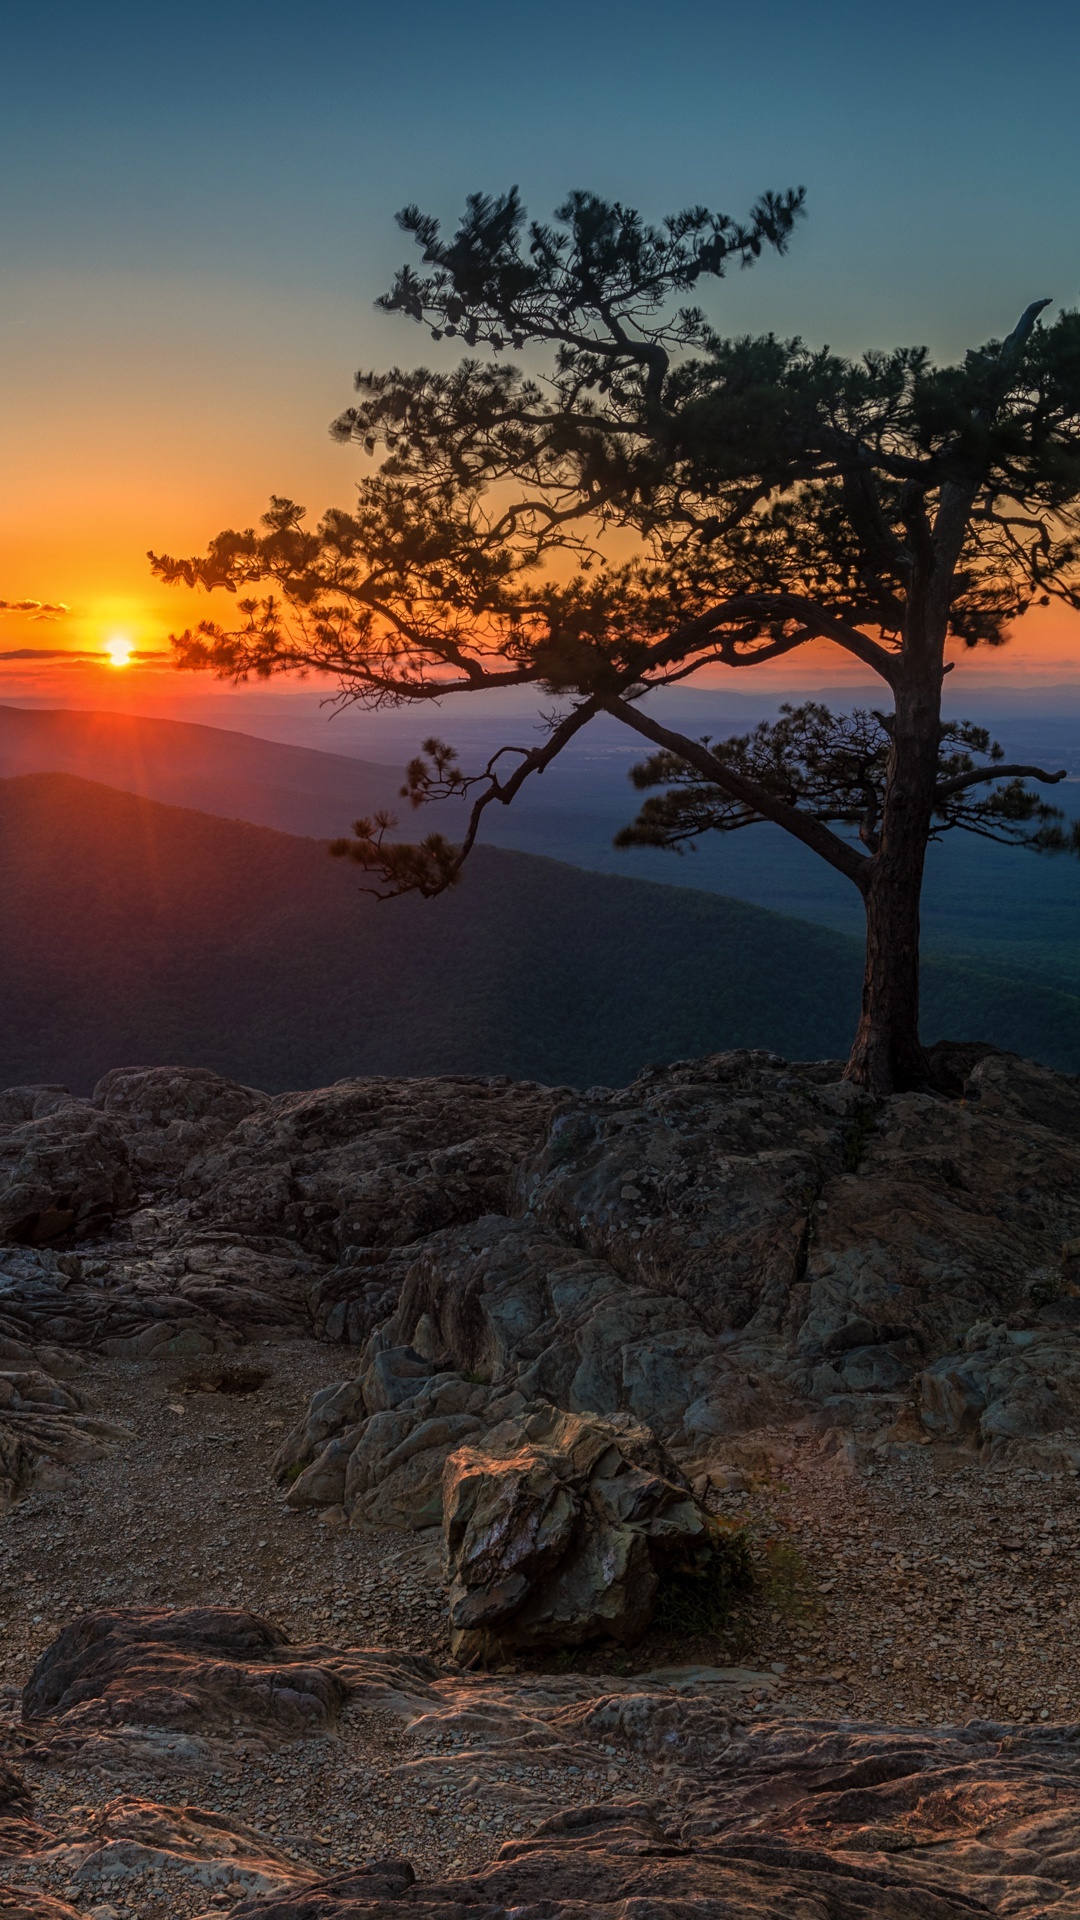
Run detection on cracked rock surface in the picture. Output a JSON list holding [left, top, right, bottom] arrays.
[[2, 1048, 1080, 1915]]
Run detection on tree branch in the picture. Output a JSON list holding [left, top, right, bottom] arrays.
[[935, 761, 1066, 798], [641, 593, 898, 685], [599, 695, 871, 891], [448, 696, 605, 871]]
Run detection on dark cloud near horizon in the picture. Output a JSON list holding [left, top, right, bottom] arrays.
[[0, 646, 168, 661], [0, 647, 90, 660], [0, 599, 71, 622]]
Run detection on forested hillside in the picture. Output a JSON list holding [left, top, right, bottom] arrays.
[[2, 773, 1078, 1093]]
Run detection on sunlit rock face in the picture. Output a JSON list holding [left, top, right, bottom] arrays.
[[222, 1722, 1080, 1920], [6, 1047, 1080, 1490], [19, 1603, 1080, 1920], [7, 1048, 1080, 1911]]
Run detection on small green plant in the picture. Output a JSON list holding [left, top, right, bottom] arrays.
[[654, 1520, 756, 1640], [283, 1461, 305, 1486], [756, 1535, 814, 1623], [462, 1369, 490, 1387]]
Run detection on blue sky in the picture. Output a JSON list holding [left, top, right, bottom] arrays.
[[8, 0, 1080, 346]]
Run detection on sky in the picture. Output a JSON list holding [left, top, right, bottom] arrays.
[[4, 0, 1080, 722]]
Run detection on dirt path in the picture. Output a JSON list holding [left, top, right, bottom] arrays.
[[2, 1345, 1075, 1917]]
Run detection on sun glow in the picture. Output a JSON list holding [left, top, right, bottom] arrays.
[[105, 638, 133, 668]]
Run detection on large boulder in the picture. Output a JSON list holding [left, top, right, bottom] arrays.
[[0, 1096, 134, 1244], [181, 1075, 560, 1264], [442, 1404, 713, 1659], [91, 1064, 269, 1179]]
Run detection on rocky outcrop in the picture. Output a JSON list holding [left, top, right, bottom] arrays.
[[6, 1048, 1080, 1484], [91, 1065, 269, 1179], [26, 1598, 1080, 1920], [0, 1364, 127, 1510], [0, 1096, 134, 1246], [0, 1235, 316, 1360], [181, 1075, 560, 1266], [22, 1608, 352, 1751], [9, 1050, 1080, 1913], [0, 1070, 560, 1381], [442, 1405, 714, 1659], [224, 1715, 1080, 1920]]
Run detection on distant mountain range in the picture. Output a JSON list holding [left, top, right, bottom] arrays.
[[3, 702, 1078, 1005], [0, 702, 409, 840], [3, 771, 1080, 1093]]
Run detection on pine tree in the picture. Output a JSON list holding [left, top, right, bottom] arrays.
[[151, 186, 1080, 1091]]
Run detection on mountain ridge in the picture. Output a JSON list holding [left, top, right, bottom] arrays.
[[3, 769, 1080, 1093]]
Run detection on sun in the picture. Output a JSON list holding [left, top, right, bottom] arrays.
[[105, 638, 133, 668]]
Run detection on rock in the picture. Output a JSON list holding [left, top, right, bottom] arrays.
[[273, 1363, 505, 1528], [7, 1047, 1080, 1463], [516, 1053, 873, 1338], [345, 1402, 488, 1530], [226, 1715, 1080, 1920], [3, 1794, 312, 1906], [796, 1051, 1080, 1376], [0, 1233, 316, 1357], [181, 1076, 560, 1264], [0, 1087, 79, 1125], [376, 1216, 794, 1450], [0, 1896, 85, 1919], [0, 1098, 135, 1245], [272, 1378, 368, 1500], [91, 1065, 269, 1181], [919, 1320, 1080, 1462], [229, 1860, 415, 1918], [0, 1364, 128, 1511], [442, 1404, 712, 1658], [22, 1608, 349, 1748]]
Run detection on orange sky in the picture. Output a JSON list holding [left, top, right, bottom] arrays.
[[4, 598, 1080, 717], [8, 0, 1080, 730], [5, 274, 1080, 714]]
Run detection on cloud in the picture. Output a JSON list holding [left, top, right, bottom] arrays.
[[0, 599, 70, 621], [0, 647, 93, 660], [0, 646, 169, 663]]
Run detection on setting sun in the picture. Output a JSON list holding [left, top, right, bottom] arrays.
[[105, 638, 133, 668]]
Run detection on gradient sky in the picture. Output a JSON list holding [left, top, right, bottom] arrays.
[[5, 0, 1080, 709]]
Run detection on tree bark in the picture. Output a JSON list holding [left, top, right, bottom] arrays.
[[845, 858, 930, 1094], [844, 668, 941, 1094]]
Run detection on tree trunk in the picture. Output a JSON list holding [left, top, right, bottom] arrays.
[[845, 858, 930, 1094], [844, 669, 941, 1095]]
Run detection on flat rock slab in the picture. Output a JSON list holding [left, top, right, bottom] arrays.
[[22, 1609, 351, 1750], [225, 1717, 1080, 1920]]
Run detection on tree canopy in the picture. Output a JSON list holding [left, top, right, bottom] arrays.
[[151, 183, 1080, 1088], [153, 188, 1080, 703]]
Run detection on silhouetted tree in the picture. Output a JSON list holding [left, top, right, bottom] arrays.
[[151, 186, 1080, 1092]]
